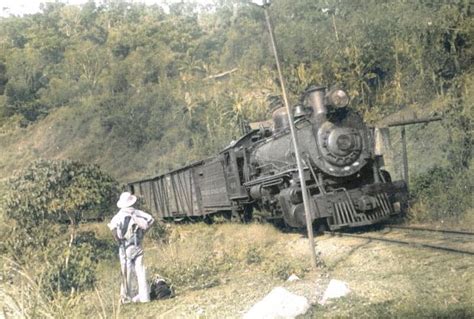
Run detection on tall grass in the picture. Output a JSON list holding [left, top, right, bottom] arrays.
[[410, 166, 472, 222], [1, 257, 76, 318], [145, 223, 311, 292], [1, 256, 126, 319]]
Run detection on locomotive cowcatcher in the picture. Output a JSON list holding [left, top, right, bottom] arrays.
[[129, 86, 408, 230]]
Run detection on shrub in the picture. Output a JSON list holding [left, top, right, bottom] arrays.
[[4, 159, 119, 228], [3, 226, 101, 296], [262, 255, 309, 281], [245, 246, 263, 265], [42, 242, 97, 296], [410, 166, 472, 221], [75, 231, 116, 261], [147, 221, 171, 244], [1, 159, 120, 296]]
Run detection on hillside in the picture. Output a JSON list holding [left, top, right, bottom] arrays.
[[0, 2, 472, 317], [0, 106, 169, 182], [0, 0, 471, 184]]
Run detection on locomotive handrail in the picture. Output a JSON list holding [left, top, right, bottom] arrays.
[[243, 169, 297, 187], [261, 178, 285, 188], [303, 156, 326, 195]]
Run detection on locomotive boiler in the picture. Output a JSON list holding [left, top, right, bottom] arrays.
[[129, 86, 408, 230]]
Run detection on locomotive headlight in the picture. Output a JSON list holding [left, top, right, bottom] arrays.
[[326, 88, 350, 108]]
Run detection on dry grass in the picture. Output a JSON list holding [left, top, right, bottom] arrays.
[[2, 221, 473, 318], [306, 235, 474, 318], [0, 257, 83, 318]]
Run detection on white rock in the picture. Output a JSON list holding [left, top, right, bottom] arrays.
[[287, 274, 300, 282], [243, 287, 310, 319], [319, 279, 350, 305]]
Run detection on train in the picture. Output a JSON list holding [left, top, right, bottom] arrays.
[[128, 85, 408, 230]]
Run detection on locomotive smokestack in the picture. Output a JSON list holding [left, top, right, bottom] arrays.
[[305, 86, 327, 121]]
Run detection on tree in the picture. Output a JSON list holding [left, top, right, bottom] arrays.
[[2, 159, 120, 294], [5, 159, 118, 253]]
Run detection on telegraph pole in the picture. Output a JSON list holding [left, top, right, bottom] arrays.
[[253, 0, 318, 269], [384, 116, 442, 190]]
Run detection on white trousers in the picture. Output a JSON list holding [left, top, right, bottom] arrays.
[[119, 245, 150, 302]]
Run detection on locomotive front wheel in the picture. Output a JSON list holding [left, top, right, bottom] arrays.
[[313, 219, 328, 235]]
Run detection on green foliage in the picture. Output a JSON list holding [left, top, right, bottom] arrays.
[[4, 159, 119, 227], [411, 166, 453, 197], [245, 246, 263, 265], [146, 221, 170, 244], [263, 254, 309, 280], [0, 0, 472, 217], [43, 242, 97, 295], [75, 230, 117, 261], [150, 248, 223, 291], [410, 166, 472, 221], [0, 1, 470, 316], [0, 159, 119, 296], [1, 223, 103, 295]]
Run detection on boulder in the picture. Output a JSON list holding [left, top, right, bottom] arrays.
[[243, 287, 310, 319], [319, 279, 350, 304]]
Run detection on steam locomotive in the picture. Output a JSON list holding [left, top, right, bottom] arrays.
[[128, 86, 408, 230]]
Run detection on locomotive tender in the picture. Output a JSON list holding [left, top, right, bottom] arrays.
[[129, 86, 408, 230]]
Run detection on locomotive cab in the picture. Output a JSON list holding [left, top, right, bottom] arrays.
[[222, 148, 247, 200]]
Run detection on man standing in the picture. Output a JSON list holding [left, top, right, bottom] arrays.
[[108, 192, 155, 303]]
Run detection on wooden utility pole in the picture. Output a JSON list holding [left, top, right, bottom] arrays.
[[259, 1, 318, 270], [384, 116, 442, 189], [400, 126, 409, 189]]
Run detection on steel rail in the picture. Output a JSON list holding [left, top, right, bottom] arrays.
[[324, 231, 474, 256], [386, 225, 474, 236]]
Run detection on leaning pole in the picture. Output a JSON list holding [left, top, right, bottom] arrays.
[[252, 0, 318, 270]]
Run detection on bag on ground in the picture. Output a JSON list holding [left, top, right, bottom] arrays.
[[149, 277, 174, 300]]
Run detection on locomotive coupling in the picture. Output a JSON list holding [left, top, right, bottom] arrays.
[[354, 195, 378, 211]]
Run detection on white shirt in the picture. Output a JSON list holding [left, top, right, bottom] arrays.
[[108, 207, 155, 239]]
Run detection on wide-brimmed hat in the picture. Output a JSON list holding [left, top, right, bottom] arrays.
[[117, 192, 137, 208]]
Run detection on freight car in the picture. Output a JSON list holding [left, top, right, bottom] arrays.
[[128, 86, 408, 230]]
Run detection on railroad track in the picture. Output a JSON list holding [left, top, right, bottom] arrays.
[[324, 226, 474, 255], [385, 224, 474, 236]]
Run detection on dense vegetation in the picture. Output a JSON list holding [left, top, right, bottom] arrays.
[[0, 0, 470, 223], [0, 0, 471, 175], [0, 2, 471, 316], [0, 0, 471, 291], [0, 1, 471, 218], [1, 160, 118, 298], [0, 0, 471, 237]]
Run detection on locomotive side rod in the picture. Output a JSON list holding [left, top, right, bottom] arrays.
[[256, 0, 318, 269]]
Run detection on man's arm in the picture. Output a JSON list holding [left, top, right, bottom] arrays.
[[111, 228, 121, 243], [133, 210, 155, 232]]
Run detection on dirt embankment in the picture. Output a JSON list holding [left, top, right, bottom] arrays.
[[69, 222, 474, 318]]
